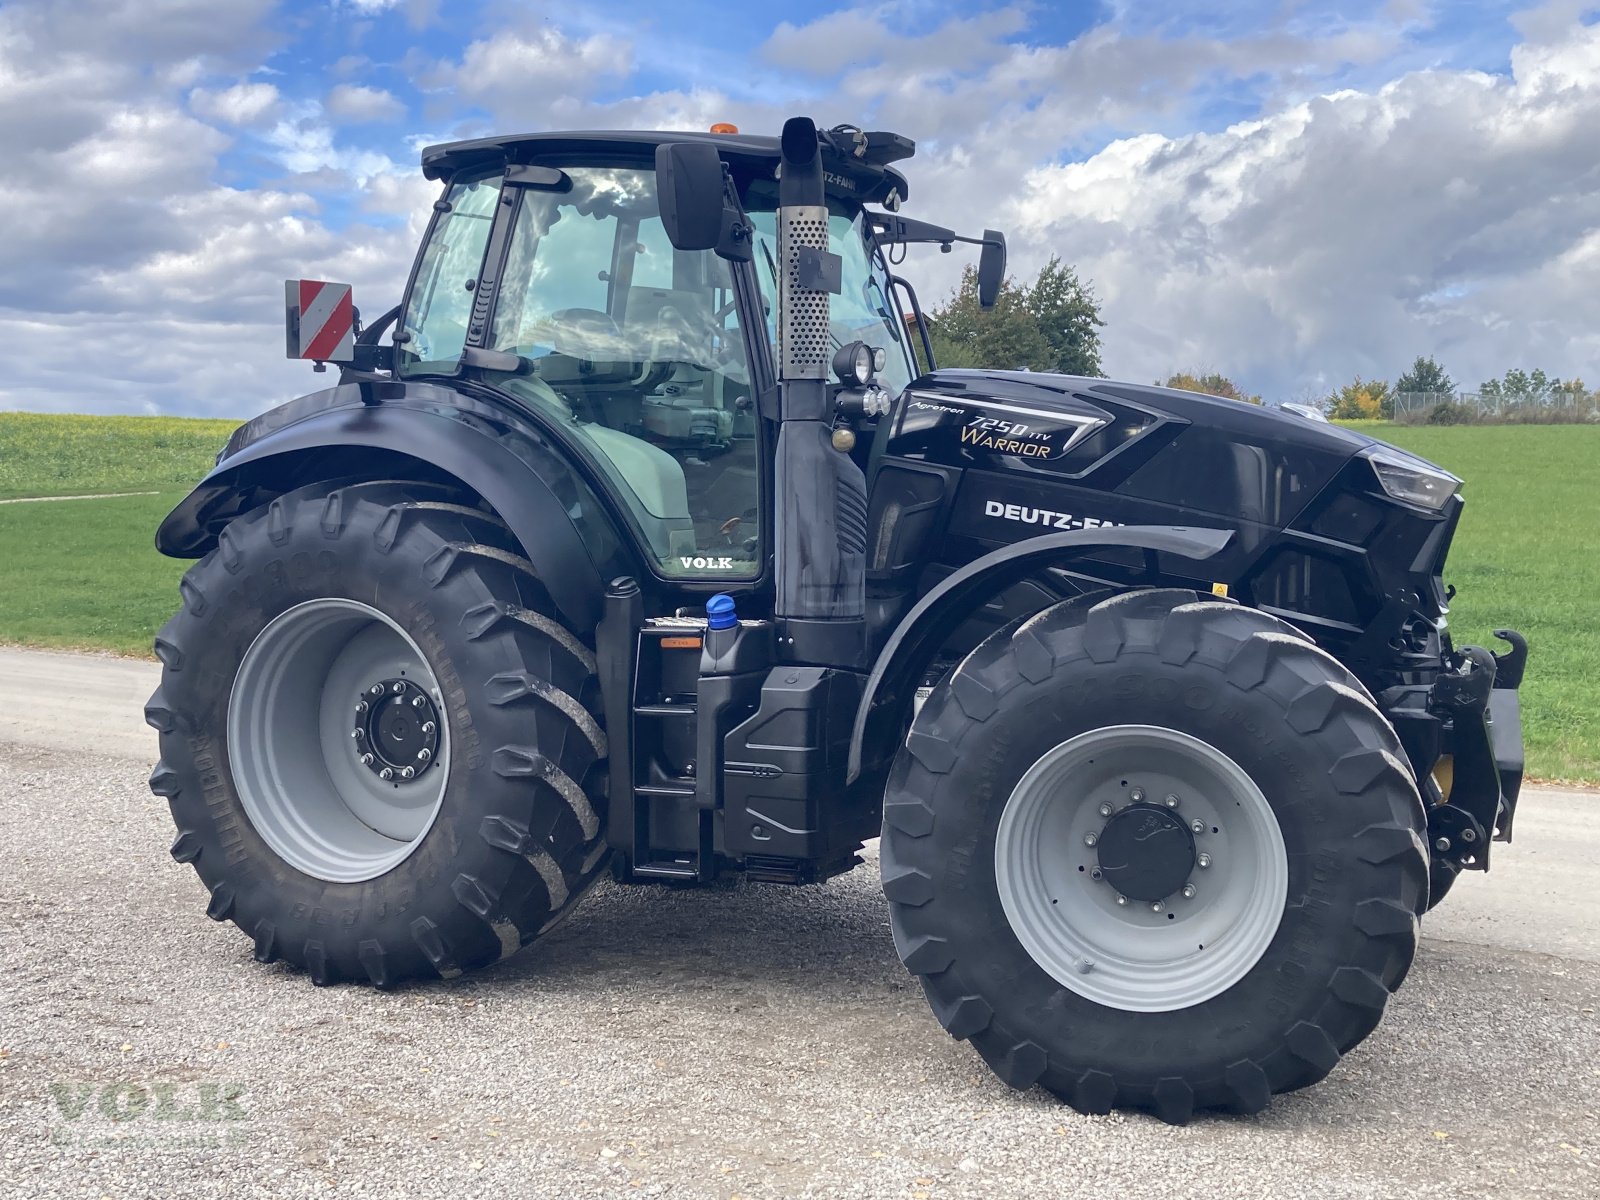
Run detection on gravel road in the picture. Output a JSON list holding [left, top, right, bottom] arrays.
[[1, 648, 1596, 1199]]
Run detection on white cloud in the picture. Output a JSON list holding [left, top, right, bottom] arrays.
[[0, 0, 416, 416], [325, 82, 406, 124], [3, 0, 280, 67], [190, 81, 281, 126], [1004, 19, 1600, 395], [764, 6, 1030, 77], [421, 27, 634, 120], [264, 110, 403, 184]]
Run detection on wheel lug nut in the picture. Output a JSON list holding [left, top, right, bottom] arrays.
[[1151, 902, 1164, 913], [1089, 867, 1102, 881], [368, 684, 383, 697], [1182, 883, 1197, 899], [421, 721, 436, 734], [1165, 794, 1180, 808], [355, 700, 368, 714], [1115, 894, 1128, 906], [392, 682, 406, 694], [1097, 802, 1113, 817], [412, 695, 426, 708], [417, 748, 431, 763], [1435, 837, 1451, 852], [1197, 853, 1212, 869], [350, 729, 364, 740], [360, 753, 374, 766], [1191, 819, 1205, 834], [1083, 832, 1098, 848], [379, 767, 394, 780], [1129, 787, 1145, 802], [400, 766, 415, 779]]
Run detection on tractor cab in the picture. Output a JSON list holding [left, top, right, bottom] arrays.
[[389, 127, 994, 588]]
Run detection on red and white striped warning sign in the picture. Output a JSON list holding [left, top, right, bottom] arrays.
[[285, 279, 355, 363]]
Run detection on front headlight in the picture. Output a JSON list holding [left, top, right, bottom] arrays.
[[1362, 446, 1461, 510]]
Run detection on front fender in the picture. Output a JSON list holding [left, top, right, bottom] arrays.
[[847, 525, 1234, 782], [156, 382, 631, 633]]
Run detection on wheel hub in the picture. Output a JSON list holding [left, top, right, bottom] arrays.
[[1094, 802, 1196, 901], [228, 598, 451, 883], [993, 724, 1289, 1012], [355, 678, 440, 781]]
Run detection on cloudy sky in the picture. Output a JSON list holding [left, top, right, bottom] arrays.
[[3, 0, 1598, 416]]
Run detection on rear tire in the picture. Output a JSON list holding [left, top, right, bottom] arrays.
[[146, 479, 610, 986], [879, 589, 1428, 1122]]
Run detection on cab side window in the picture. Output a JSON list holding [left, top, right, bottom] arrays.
[[398, 169, 501, 374]]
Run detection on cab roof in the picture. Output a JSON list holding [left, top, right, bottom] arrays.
[[419, 128, 912, 206]]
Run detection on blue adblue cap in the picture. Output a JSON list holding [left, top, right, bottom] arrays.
[[706, 593, 737, 631]]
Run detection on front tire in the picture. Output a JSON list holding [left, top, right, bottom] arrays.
[[879, 589, 1428, 1122], [146, 480, 610, 986]]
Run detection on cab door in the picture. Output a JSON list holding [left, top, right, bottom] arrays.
[[403, 160, 773, 588]]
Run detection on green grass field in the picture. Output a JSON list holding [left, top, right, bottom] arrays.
[[0, 413, 238, 655], [1338, 422, 1599, 784], [0, 411, 1595, 781]]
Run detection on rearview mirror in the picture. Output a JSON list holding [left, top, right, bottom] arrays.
[[656, 142, 726, 252], [978, 229, 1007, 309]]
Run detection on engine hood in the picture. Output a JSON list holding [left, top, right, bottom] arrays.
[[881, 369, 1386, 531], [912, 369, 1380, 457]]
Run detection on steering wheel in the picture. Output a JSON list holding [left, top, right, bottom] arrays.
[[545, 308, 623, 355]]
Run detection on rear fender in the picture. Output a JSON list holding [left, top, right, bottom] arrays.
[[847, 525, 1234, 782], [156, 383, 631, 633]]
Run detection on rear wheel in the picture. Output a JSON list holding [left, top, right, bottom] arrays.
[[147, 479, 610, 985], [880, 589, 1428, 1122]]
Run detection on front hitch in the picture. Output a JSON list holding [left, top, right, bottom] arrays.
[[1426, 636, 1527, 871]]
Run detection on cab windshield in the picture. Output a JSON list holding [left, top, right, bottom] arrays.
[[745, 201, 917, 397]]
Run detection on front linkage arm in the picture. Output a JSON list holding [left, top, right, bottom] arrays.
[[1419, 630, 1528, 871]]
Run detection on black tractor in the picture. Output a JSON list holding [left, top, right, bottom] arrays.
[[147, 118, 1526, 1123]]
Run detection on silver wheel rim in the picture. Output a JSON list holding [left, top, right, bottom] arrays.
[[228, 599, 450, 884], [994, 725, 1288, 1012]]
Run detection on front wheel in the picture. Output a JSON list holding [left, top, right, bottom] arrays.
[[147, 479, 611, 985], [880, 589, 1428, 1122]]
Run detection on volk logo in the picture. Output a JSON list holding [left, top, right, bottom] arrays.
[[984, 500, 1124, 531], [679, 556, 735, 570]]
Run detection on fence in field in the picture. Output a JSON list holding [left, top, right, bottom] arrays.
[[1392, 389, 1600, 421]]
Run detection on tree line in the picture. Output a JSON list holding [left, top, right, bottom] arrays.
[[921, 266, 1592, 422], [1313, 360, 1593, 420]]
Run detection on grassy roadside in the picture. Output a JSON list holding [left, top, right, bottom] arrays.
[[0, 412, 1594, 781], [0, 492, 188, 656]]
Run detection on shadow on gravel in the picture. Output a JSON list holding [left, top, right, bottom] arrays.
[[481, 870, 905, 997]]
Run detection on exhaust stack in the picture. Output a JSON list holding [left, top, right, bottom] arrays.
[[776, 119, 830, 382], [772, 117, 868, 666]]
